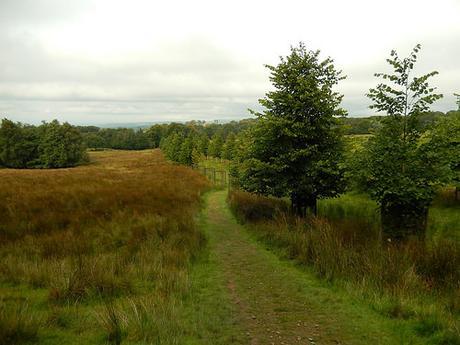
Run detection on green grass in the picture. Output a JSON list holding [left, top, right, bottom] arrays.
[[180, 206, 247, 345], [228, 189, 460, 344], [318, 190, 460, 242]]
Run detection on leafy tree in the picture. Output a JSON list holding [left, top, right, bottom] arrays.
[[39, 120, 88, 168], [234, 43, 346, 215], [454, 93, 460, 111], [0, 119, 87, 169], [191, 148, 203, 166], [0, 119, 39, 168], [196, 134, 209, 156], [208, 132, 224, 158], [146, 124, 166, 148], [362, 44, 444, 239], [178, 136, 194, 165], [222, 133, 236, 160]]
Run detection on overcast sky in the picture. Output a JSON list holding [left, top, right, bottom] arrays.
[[1, 0, 459, 125]]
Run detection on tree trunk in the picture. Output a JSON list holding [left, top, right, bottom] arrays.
[[380, 202, 428, 241], [290, 192, 317, 217], [306, 196, 317, 216]]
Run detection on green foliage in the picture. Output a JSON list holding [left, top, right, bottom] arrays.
[[208, 132, 224, 158], [39, 120, 88, 168], [233, 43, 346, 215], [82, 127, 152, 150], [158, 121, 248, 165], [357, 44, 447, 239], [221, 133, 236, 160], [0, 119, 39, 168], [428, 112, 460, 197], [0, 118, 87, 169]]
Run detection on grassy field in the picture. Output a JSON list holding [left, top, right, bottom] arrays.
[[228, 189, 460, 344], [0, 150, 210, 344], [2, 149, 458, 344]]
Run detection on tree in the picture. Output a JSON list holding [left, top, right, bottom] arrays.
[[0, 119, 39, 168], [208, 132, 224, 158], [234, 43, 346, 216], [222, 132, 236, 160], [363, 44, 444, 240], [178, 136, 194, 165], [455, 93, 460, 111], [196, 134, 209, 156], [39, 120, 88, 168]]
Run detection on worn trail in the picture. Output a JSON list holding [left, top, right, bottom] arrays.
[[200, 190, 404, 345]]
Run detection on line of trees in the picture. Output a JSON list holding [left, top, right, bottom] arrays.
[[78, 127, 152, 150], [0, 119, 88, 168], [158, 122, 247, 165]]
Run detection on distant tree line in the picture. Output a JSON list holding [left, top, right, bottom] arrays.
[[77, 127, 152, 150], [0, 119, 88, 168]]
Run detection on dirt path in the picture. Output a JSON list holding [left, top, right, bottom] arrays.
[[201, 190, 405, 345]]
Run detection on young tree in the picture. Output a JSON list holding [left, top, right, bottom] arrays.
[[178, 136, 194, 165], [235, 43, 346, 216], [208, 132, 224, 158], [222, 132, 236, 160], [363, 44, 444, 240]]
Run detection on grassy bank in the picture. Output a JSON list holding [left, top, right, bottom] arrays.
[[0, 150, 209, 344], [228, 189, 460, 344]]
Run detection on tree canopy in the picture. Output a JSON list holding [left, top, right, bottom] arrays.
[[359, 44, 445, 239], [232, 43, 347, 215]]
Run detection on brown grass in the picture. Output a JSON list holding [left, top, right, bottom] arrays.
[[0, 149, 209, 343]]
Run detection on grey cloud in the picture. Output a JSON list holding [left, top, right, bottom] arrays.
[[0, 0, 92, 27], [0, 1, 459, 124]]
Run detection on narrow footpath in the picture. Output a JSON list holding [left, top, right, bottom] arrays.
[[189, 190, 412, 345]]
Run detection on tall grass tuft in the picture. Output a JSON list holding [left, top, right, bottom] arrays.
[[0, 301, 41, 345]]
